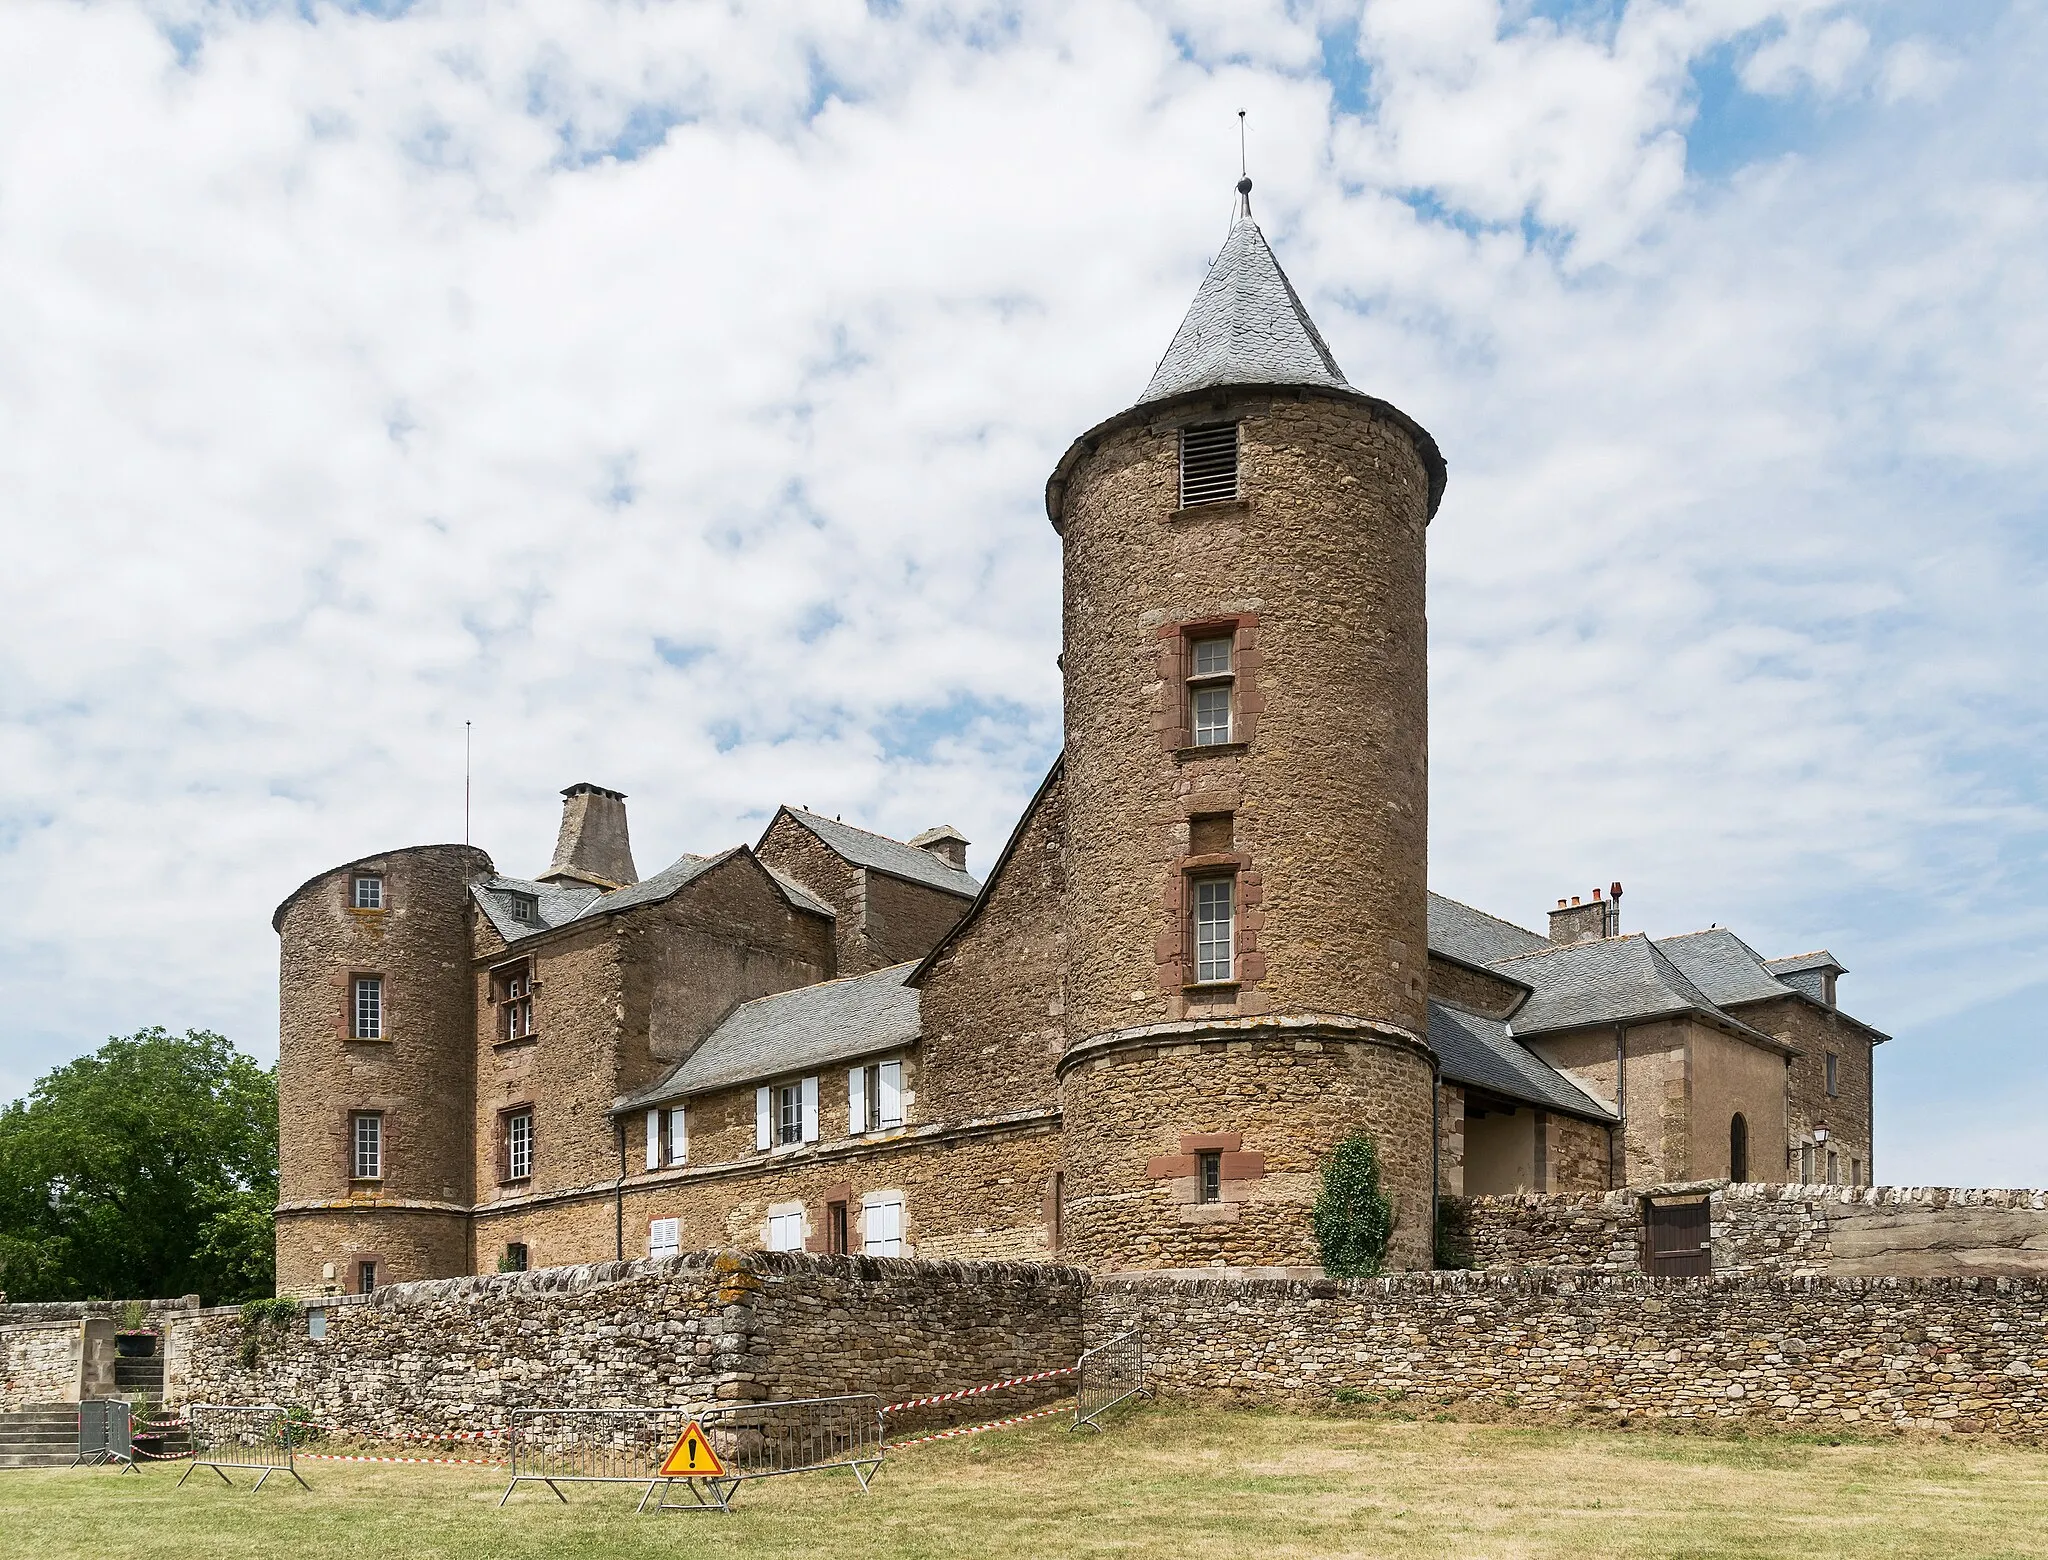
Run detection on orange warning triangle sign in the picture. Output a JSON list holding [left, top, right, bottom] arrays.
[[657, 1420, 726, 1479]]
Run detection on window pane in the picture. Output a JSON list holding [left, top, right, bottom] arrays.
[[353, 877, 382, 909], [1192, 637, 1232, 676], [1198, 1151, 1221, 1204], [353, 977, 382, 1039], [1193, 686, 1232, 745], [776, 1085, 801, 1145], [508, 1113, 532, 1179], [666, 1108, 687, 1165], [1194, 878, 1235, 982], [352, 1114, 381, 1180]]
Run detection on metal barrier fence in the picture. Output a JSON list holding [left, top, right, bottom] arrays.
[[501, 1394, 883, 1514], [1074, 1330, 1149, 1431], [176, 1404, 310, 1491], [72, 1400, 136, 1470]]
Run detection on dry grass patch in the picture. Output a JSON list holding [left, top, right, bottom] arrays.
[[2, 1405, 2046, 1559]]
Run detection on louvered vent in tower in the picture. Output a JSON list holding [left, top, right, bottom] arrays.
[[1179, 423, 1239, 507]]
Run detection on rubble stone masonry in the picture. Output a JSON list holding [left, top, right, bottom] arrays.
[[1087, 1270, 2048, 1438]]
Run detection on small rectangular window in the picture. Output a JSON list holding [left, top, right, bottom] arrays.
[[1825, 1051, 1839, 1097], [1179, 422, 1239, 507], [505, 1110, 533, 1181], [665, 1106, 688, 1166], [351, 976, 383, 1040], [1197, 1150, 1222, 1204], [828, 1200, 850, 1256], [509, 893, 535, 923], [648, 1217, 680, 1261], [350, 1112, 382, 1180], [307, 1308, 327, 1340], [766, 1210, 804, 1252], [497, 963, 535, 1042], [1194, 877, 1235, 983], [775, 1084, 802, 1146], [1851, 1159, 1862, 1187], [1800, 1143, 1814, 1183], [352, 876, 383, 910], [1188, 635, 1235, 747], [503, 1242, 528, 1272], [859, 1061, 904, 1131], [357, 1259, 377, 1295], [863, 1194, 905, 1257]]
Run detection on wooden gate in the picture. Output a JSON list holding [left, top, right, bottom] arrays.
[[1643, 1196, 1712, 1276]]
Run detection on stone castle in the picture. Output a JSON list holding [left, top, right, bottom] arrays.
[[272, 183, 1884, 1297]]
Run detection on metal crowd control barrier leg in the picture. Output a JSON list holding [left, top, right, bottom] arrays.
[[1074, 1331, 1149, 1431], [176, 1404, 310, 1491], [500, 1408, 695, 1510], [72, 1400, 135, 1470]]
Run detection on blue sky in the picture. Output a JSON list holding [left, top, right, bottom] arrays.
[[0, 0, 2042, 1185]]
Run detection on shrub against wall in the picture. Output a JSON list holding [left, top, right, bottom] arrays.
[[1312, 1135, 1394, 1278]]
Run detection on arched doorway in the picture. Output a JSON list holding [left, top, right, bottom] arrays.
[[1730, 1113, 1749, 1182]]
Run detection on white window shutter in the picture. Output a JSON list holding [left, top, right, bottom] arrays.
[[879, 1062, 903, 1127], [801, 1075, 820, 1143], [645, 1109, 660, 1171], [755, 1086, 771, 1151], [848, 1065, 865, 1136], [668, 1106, 687, 1166]]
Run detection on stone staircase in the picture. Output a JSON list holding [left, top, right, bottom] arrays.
[[0, 1405, 77, 1469]]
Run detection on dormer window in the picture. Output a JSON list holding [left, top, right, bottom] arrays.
[[1189, 637, 1234, 746], [352, 876, 383, 910], [507, 893, 537, 924], [1179, 422, 1239, 506]]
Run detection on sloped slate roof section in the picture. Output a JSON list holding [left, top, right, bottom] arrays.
[[783, 808, 980, 898], [1766, 950, 1844, 977], [1496, 933, 1733, 1038], [1140, 214, 1349, 406], [763, 865, 836, 920], [1429, 1002, 1614, 1121], [1427, 892, 1552, 967], [472, 875, 605, 944], [623, 963, 922, 1106], [1654, 929, 1795, 1008], [593, 851, 724, 914]]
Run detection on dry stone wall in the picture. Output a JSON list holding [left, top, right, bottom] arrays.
[[174, 1250, 1084, 1441], [0, 1321, 80, 1408], [1088, 1270, 2048, 1439]]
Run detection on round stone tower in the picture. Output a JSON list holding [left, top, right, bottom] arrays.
[[1047, 185, 1446, 1273], [273, 842, 491, 1296]]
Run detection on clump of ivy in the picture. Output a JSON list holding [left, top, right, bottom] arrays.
[[1434, 1196, 1476, 1270], [237, 1296, 298, 1370], [1311, 1133, 1395, 1278]]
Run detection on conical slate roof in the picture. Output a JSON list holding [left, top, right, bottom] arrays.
[[1139, 204, 1349, 406]]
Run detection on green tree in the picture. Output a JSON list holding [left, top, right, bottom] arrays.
[[0, 1028, 276, 1304], [1311, 1132, 1395, 1278]]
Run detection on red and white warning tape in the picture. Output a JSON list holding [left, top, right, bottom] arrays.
[[297, 1451, 503, 1468], [307, 1421, 504, 1444], [887, 1399, 1072, 1449], [882, 1366, 1076, 1416]]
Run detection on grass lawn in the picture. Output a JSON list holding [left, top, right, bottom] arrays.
[[8, 1404, 2048, 1559]]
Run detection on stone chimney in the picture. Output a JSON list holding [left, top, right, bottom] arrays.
[[540, 783, 637, 889], [1548, 882, 1622, 946], [908, 825, 970, 873]]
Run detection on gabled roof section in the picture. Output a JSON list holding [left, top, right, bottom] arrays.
[[1140, 209, 1348, 407], [1766, 950, 1846, 977], [772, 807, 981, 899], [763, 865, 836, 920], [1428, 1002, 1614, 1122], [619, 963, 921, 1109], [1495, 933, 1790, 1051], [471, 849, 740, 945], [1428, 892, 1552, 968], [1654, 929, 1795, 1009]]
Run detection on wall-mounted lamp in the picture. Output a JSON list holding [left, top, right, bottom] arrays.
[[1813, 1124, 1830, 1144]]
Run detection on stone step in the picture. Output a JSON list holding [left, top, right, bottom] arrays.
[[0, 1452, 75, 1469]]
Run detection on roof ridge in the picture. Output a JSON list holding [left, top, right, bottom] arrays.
[[1429, 891, 1547, 944], [786, 806, 925, 853]]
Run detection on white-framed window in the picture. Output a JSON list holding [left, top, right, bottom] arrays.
[[1179, 421, 1239, 506], [350, 1112, 382, 1180], [505, 1109, 533, 1181], [648, 1217, 680, 1261], [508, 893, 536, 924], [766, 1210, 805, 1252], [497, 963, 534, 1042], [352, 875, 384, 910], [351, 975, 383, 1039], [756, 1078, 818, 1150], [1189, 636, 1234, 746], [666, 1106, 687, 1166], [1193, 877, 1235, 983], [862, 1193, 905, 1257], [848, 1060, 904, 1135], [646, 1105, 688, 1169]]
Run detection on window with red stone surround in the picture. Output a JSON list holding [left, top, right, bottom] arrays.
[[1155, 812, 1266, 1006], [1155, 614, 1263, 755], [1143, 1132, 1268, 1196]]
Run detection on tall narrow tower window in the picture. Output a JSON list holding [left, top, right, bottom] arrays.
[[350, 1112, 382, 1181], [351, 976, 383, 1039], [1179, 422, 1239, 506], [1193, 876, 1236, 983], [1189, 636, 1235, 746]]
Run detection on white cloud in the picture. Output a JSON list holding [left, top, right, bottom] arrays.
[[0, 0, 2044, 1184]]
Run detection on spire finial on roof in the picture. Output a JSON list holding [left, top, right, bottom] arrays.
[[1236, 110, 1253, 216]]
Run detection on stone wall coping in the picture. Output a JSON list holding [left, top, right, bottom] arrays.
[[0, 1295, 200, 1324], [1460, 1183, 2048, 1211], [1102, 1269, 2048, 1301]]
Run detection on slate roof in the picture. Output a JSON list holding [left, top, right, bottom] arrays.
[[473, 849, 759, 945], [621, 964, 922, 1108], [1427, 893, 1551, 968], [763, 866, 836, 920], [777, 807, 980, 898], [1765, 950, 1844, 977], [1428, 1002, 1614, 1121], [1653, 929, 1796, 1008], [1493, 934, 1788, 1050], [1139, 209, 1349, 407]]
